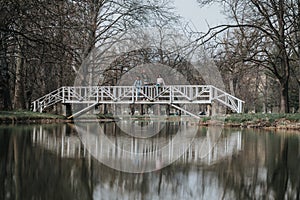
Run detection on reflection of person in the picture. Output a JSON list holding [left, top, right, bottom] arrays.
[[133, 76, 142, 99], [156, 74, 165, 96]]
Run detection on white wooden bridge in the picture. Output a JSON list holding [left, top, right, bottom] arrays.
[[31, 85, 243, 118]]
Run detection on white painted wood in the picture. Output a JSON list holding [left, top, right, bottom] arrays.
[[31, 85, 244, 115]]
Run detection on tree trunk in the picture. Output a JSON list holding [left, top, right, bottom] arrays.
[[0, 32, 12, 110], [297, 0, 300, 113], [298, 84, 300, 112], [229, 76, 235, 96], [13, 54, 26, 109], [263, 75, 268, 113], [0, 57, 12, 110], [278, 0, 290, 113], [279, 78, 289, 113]]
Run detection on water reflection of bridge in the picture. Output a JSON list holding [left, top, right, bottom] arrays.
[[32, 123, 242, 166]]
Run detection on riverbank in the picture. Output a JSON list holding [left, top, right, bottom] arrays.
[[201, 113, 300, 131], [0, 111, 115, 124], [0, 111, 68, 124], [0, 111, 299, 131]]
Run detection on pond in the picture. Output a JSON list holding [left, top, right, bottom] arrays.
[[0, 121, 299, 200]]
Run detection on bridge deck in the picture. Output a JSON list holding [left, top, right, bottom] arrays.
[[31, 85, 244, 116]]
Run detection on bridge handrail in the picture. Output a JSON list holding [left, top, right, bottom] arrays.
[[211, 86, 244, 102], [31, 85, 244, 113], [31, 87, 64, 112], [210, 86, 244, 113]]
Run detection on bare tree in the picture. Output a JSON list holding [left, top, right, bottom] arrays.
[[0, 0, 177, 110], [70, 0, 178, 82], [196, 0, 299, 113]]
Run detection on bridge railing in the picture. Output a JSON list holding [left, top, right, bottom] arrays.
[[62, 86, 100, 103], [32, 87, 64, 112], [31, 85, 244, 114], [60, 85, 214, 103], [168, 85, 211, 103], [210, 86, 244, 113]]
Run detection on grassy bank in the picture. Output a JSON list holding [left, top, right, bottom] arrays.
[[0, 111, 116, 124], [225, 113, 300, 123], [0, 111, 66, 124], [202, 113, 300, 130]]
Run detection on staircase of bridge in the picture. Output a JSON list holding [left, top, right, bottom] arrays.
[[31, 85, 244, 117]]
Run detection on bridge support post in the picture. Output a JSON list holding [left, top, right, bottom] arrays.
[[207, 103, 216, 116], [211, 102, 217, 116], [155, 104, 160, 115], [103, 104, 108, 115], [166, 105, 170, 116], [207, 104, 211, 116], [54, 104, 65, 115], [130, 104, 135, 115], [140, 104, 144, 115], [63, 103, 72, 117]]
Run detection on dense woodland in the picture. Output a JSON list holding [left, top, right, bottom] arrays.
[[0, 0, 300, 113]]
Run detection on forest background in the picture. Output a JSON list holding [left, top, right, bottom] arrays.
[[1, 0, 300, 114]]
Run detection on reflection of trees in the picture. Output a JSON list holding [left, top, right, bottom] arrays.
[[0, 128, 12, 199], [212, 129, 300, 199], [0, 125, 93, 200], [267, 134, 300, 200], [1, 125, 299, 199]]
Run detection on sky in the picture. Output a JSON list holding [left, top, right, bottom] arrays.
[[173, 0, 226, 33]]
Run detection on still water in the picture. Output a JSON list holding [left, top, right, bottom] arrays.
[[0, 122, 299, 200]]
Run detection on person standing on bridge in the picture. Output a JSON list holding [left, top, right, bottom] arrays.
[[156, 74, 165, 96], [133, 76, 142, 100], [141, 70, 150, 99]]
